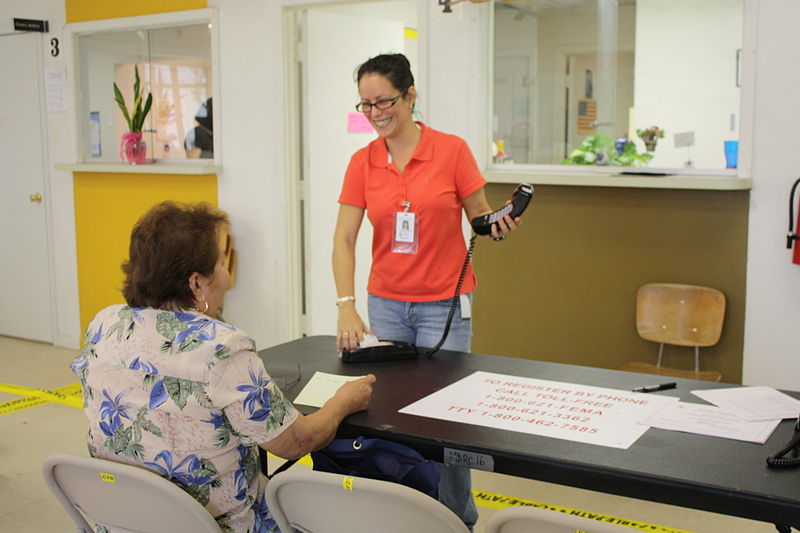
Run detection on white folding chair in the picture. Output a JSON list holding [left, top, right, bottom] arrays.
[[485, 506, 636, 533], [42, 453, 222, 533], [265, 469, 470, 533]]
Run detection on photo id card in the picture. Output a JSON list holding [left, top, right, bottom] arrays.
[[392, 211, 418, 254]]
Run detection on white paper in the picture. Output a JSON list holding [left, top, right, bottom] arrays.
[[691, 386, 800, 421], [291, 371, 364, 408], [640, 401, 781, 444], [44, 66, 67, 113], [399, 371, 678, 449]]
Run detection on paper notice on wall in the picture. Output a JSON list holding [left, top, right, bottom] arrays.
[[44, 65, 67, 113], [399, 371, 677, 449], [347, 112, 374, 133]]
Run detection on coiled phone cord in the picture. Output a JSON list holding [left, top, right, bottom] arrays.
[[767, 417, 800, 469], [422, 234, 477, 358]]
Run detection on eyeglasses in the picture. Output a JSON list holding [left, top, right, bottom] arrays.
[[355, 89, 407, 114]]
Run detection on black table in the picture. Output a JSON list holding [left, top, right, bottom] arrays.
[[260, 335, 800, 531]]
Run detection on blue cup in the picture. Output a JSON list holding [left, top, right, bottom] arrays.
[[724, 140, 738, 169]]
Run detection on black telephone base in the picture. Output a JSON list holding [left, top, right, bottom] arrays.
[[341, 341, 418, 363]]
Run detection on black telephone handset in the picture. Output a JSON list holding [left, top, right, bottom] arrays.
[[767, 413, 800, 469], [342, 183, 534, 364], [470, 183, 534, 235]]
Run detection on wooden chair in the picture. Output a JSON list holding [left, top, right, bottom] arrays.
[[618, 283, 725, 382]]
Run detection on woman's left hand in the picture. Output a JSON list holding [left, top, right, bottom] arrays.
[[490, 211, 521, 241]]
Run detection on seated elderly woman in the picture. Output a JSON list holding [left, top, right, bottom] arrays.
[[71, 201, 375, 532]]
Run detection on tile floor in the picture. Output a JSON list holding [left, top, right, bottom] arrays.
[[0, 334, 775, 533]]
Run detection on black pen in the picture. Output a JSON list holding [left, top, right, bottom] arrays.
[[631, 382, 677, 393]]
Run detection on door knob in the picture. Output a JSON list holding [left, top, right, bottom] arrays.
[[29, 193, 42, 203]]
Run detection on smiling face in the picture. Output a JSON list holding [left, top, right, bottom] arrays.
[[357, 72, 416, 139]]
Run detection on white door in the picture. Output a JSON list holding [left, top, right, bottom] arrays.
[[0, 33, 53, 342], [301, 8, 405, 336]]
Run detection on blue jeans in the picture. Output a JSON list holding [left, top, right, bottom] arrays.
[[367, 293, 478, 529], [367, 293, 472, 351]]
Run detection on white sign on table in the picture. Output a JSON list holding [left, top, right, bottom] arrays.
[[398, 371, 677, 449]]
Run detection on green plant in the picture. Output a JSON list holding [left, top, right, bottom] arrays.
[[113, 65, 153, 133], [561, 133, 652, 167]]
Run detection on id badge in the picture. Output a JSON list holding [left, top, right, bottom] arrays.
[[392, 211, 418, 254]]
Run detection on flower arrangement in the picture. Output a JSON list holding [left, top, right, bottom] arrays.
[[636, 125, 665, 152], [113, 65, 153, 164], [113, 65, 152, 133]]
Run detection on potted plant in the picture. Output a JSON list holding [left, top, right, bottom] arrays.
[[636, 125, 665, 152], [113, 65, 153, 164]]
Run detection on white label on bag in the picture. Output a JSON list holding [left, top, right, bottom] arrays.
[[444, 448, 494, 472]]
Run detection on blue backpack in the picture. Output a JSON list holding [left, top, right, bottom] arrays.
[[311, 436, 442, 498]]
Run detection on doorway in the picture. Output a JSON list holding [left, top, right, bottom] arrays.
[[287, 1, 418, 337]]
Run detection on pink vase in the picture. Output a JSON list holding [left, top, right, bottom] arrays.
[[120, 132, 149, 165]]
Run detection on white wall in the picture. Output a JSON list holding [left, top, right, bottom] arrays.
[[0, 0, 79, 348], [425, 0, 489, 167], [742, 0, 800, 390], [635, 0, 742, 169]]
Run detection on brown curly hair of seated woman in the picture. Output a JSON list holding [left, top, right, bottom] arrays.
[[122, 201, 227, 311]]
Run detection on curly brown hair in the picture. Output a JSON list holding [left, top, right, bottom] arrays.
[[122, 201, 228, 310]]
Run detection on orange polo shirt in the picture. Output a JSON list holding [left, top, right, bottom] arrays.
[[339, 122, 487, 302]]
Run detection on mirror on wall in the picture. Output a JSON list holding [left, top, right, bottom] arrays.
[[78, 23, 213, 163], [492, 0, 743, 171]]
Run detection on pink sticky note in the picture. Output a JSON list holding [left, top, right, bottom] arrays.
[[347, 112, 374, 133]]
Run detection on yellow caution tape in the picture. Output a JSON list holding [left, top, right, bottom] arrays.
[[472, 490, 696, 533], [0, 382, 82, 414]]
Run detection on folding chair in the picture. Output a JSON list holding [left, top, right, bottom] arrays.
[[485, 506, 635, 533], [265, 469, 469, 533], [42, 453, 222, 533]]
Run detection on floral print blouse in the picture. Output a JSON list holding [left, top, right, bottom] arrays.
[[71, 304, 298, 533]]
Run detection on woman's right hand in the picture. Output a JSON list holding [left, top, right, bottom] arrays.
[[336, 302, 368, 352], [335, 374, 376, 414]]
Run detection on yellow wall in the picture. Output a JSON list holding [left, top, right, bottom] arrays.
[[66, 0, 206, 23], [74, 173, 217, 336]]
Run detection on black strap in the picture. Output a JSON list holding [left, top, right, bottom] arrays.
[[259, 447, 299, 479]]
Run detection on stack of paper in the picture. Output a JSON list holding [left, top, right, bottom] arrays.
[[639, 386, 800, 444]]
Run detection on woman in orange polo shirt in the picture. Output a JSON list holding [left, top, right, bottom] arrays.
[[332, 53, 520, 529]]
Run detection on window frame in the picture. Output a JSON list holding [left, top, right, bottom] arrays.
[[64, 8, 220, 169]]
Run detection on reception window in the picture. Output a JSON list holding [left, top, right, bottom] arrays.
[[76, 16, 214, 164], [492, 0, 744, 172]]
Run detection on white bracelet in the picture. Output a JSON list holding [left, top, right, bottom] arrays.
[[335, 296, 355, 306]]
